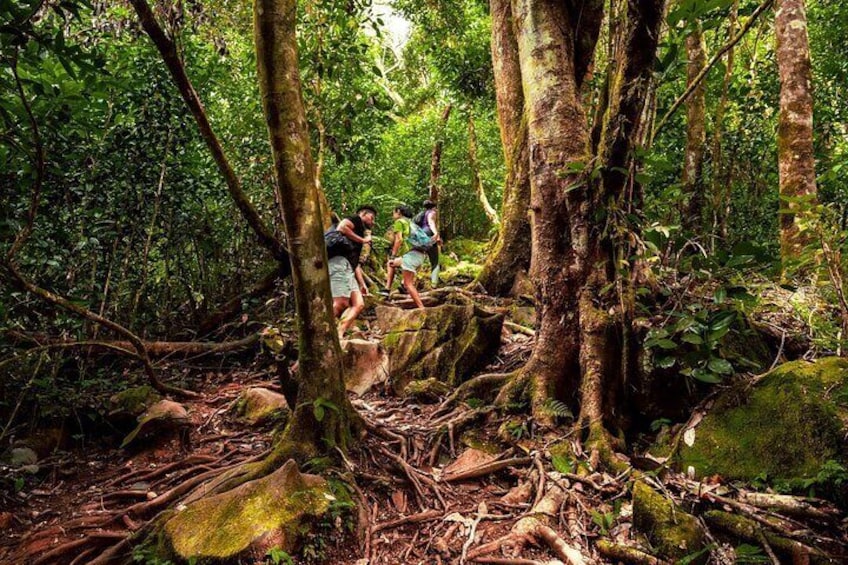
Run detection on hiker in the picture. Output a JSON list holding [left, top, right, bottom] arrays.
[[383, 205, 413, 296], [382, 204, 435, 309], [325, 205, 376, 338], [413, 200, 442, 285]]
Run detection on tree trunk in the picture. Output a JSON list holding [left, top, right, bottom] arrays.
[[255, 0, 355, 457], [475, 0, 531, 296], [682, 24, 707, 235], [495, 0, 662, 467], [501, 0, 596, 421], [429, 103, 453, 202], [776, 0, 817, 262], [467, 112, 499, 226], [711, 0, 739, 248]]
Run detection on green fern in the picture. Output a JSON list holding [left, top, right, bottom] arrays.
[[541, 399, 573, 419]]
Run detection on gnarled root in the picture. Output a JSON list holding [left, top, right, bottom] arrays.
[[467, 479, 589, 564]]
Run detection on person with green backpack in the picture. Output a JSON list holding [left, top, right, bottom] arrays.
[[381, 204, 433, 308]]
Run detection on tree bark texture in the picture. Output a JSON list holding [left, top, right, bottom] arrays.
[[508, 0, 594, 418], [429, 103, 453, 202], [505, 0, 663, 456], [475, 0, 531, 296], [254, 0, 354, 456], [775, 0, 817, 261], [682, 24, 707, 235]]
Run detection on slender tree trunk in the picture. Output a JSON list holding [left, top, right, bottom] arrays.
[[467, 113, 499, 225], [429, 103, 453, 202], [255, 0, 355, 458], [775, 0, 817, 262], [682, 24, 707, 235], [475, 0, 531, 296], [711, 0, 739, 248]]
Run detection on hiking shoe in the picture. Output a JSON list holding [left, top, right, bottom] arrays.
[[397, 285, 408, 295], [378, 288, 390, 297]]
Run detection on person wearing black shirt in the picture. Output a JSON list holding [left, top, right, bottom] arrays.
[[327, 205, 376, 338]]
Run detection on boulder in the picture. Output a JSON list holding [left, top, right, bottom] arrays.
[[632, 481, 707, 564], [9, 447, 38, 468], [121, 400, 189, 448], [677, 357, 848, 504], [109, 386, 162, 419], [342, 339, 389, 396], [233, 388, 289, 426], [162, 459, 331, 563], [375, 304, 504, 393]]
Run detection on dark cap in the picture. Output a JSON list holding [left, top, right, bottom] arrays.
[[356, 204, 377, 216], [423, 199, 436, 209]]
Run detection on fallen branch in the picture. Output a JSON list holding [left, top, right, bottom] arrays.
[[370, 509, 443, 534], [442, 456, 532, 483], [596, 540, 665, 565]]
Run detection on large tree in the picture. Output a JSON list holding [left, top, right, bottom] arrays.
[[458, 0, 665, 466], [682, 23, 708, 235], [775, 0, 817, 262]]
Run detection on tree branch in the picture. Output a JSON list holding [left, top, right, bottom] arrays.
[[128, 0, 289, 263], [654, 0, 773, 137]]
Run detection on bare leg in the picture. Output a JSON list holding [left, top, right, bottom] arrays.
[[385, 260, 397, 291], [403, 270, 424, 309], [333, 297, 350, 318], [338, 291, 364, 338]]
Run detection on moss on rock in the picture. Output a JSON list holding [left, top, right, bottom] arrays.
[[109, 386, 162, 418], [162, 459, 331, 564], [375, 304, 504, 393], [632, 480, 707, 564], [232, 387, 289, 426], [677, 357, 848, 503], [403, 377, 451, 403]]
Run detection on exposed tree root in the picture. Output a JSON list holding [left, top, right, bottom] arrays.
[[467, 480, 588, 565], [596, 540, 665, 565]]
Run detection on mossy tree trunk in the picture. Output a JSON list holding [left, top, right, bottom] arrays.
[[475, 0, 531, 296], [429, 103, 453, 202], [682, 24, 707, 235], [496, 0, 663, 463], [255, 0, 355, 459], [776, 0, 817, 262]]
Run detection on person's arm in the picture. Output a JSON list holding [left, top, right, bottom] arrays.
[[427, 211, 442, 243], [390, 230, 402, 258], [337, 219, 371, 245], [354, 265, 368, 294]]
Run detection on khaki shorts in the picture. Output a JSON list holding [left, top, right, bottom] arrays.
[[329, 256, 358, 298], [401, 250, 427, 273]]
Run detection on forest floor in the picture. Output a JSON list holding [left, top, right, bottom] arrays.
[[2, 290, 848, 564]]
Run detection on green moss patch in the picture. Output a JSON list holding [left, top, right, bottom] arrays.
[[678, 358, 848, 503], [163, 459, 331, 563], [632, 481, 707, 563]]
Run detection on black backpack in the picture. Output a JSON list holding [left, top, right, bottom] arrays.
[[324, 228, 354, 259], [413, 210, 434, 235]]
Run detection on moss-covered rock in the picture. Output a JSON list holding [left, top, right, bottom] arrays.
[[232, 388, 289, 426], [162, 459, 331, 564], [632, 480, 707, 564], [375, 304, 504, 393], [402, 377, 451, 403], [108, 386, 162, 420], [677, 357, 848, 503], [121, 400, 189, 448]]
